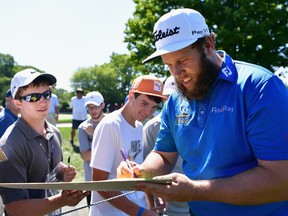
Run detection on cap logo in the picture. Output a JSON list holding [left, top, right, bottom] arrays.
[[191, 28, 209, 35], [154, 26, 180, 42], [132, 82, 139, 89], [154, 81, 163, 92], [11, 85, 16, 95]]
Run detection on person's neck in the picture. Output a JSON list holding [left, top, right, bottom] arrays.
[[22, 117, 47, 136], [121, 103, 136, 127]]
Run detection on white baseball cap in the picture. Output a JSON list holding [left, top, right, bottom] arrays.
[[84, 91, 104, 107], [163, 76, 177, 95], [143, 8, 210, 63], [10, 68, 56, 98]]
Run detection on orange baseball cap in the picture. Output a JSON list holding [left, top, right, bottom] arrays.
[[131, 75, 166, 99]]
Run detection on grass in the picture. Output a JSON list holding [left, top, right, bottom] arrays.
[[59, 127, 85, 182], [58, 113, 73, 123]]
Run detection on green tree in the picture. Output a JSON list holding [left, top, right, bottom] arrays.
[[0, 53, 16, 105], [52, 87, 72, 112], [71, 63, 120, 106], [71, 53, 145, 108], [0, 52, 54, 106], [110, 53, 141, 96], [125, 0, 288, 73]]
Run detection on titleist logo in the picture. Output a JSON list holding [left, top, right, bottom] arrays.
[[154, 26, 180, 42]]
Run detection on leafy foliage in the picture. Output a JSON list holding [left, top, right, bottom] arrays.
[[2, 1, 287, 107], [0, 54, 35, 106], [70, 53, 139, 106], [125, 0, 288, 72], [0, 53, 15, 105]]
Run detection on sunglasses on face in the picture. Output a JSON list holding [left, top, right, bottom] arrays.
[[20, 90, 52, 102]]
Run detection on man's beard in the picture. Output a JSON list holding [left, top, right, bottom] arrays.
[[175, 50, 220, 100], [92, 112, 103, 121]]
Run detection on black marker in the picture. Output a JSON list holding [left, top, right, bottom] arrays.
[[67, 156, 70, 167]]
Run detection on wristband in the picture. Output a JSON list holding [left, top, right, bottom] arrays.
[[136, 207, 145, 216]]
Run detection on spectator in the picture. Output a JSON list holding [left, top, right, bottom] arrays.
[[78, 91, 105, 206], [0, 89, 20, 138], [70, 87, 87, 145], [46, 85, 60, 126], [106, 103, 110, 113], [117, 8, 288, 216], [114, 102, 119, 111], [0, 68, 89, 216], [89, 75, 166, 216], [143, 76, 190, 216]]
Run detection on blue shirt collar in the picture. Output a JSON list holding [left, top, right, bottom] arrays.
[[217, 50, 236, 83]]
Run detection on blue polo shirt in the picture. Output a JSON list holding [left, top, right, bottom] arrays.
[[155, 51, 288, 215], [0, 108, 18, 138]]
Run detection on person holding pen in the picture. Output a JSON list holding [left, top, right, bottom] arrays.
[[117, 8, 288, 216], [89, 75, 166, 216]]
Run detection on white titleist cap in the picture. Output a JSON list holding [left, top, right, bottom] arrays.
[[10, 68, 56, 98], [143, 8, 210, 63], [84, 91, 104, 107]]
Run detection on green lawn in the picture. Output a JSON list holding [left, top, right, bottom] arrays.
[[59, 127, 85, 182], [58, 113, 73, 123]]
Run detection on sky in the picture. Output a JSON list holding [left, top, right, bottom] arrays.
[[0, 0, 135, 91]]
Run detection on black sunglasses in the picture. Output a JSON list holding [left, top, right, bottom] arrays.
[[20, 90, 52, 102]]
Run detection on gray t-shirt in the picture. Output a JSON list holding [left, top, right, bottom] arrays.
[[0, 118, 62, 204], [78, 118, 100, 181], [143, 113, 190, 216]]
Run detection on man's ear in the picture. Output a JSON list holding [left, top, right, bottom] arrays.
[[12, 99, 22, 110], [204, 35, 216, 56], [101, 102, 106, 109], [128, 91, 134, 101]]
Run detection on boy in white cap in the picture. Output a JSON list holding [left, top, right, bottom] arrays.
[[78, 91, 105, 206], [89, 75, 166, 216], [118, 8, 288, 216], [0, 68, 89, 216]]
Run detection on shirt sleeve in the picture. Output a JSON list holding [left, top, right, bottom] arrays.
[[78, 124, 91, 152], [246, 76, 288, 160]]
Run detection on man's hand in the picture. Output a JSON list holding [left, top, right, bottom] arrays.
[[117, 161, 140, 178], [60, 190, 90, 207], [134, 173, 192, 202], [63, 165, 77, 182], [84, 123, 94, 136]]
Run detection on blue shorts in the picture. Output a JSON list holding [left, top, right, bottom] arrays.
[[72, 119, 85, 129]]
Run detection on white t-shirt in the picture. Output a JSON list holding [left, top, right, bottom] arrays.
[[70, 96, 87, 120], [49, 93, 60, 113], [89, 109, 147, 216]]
